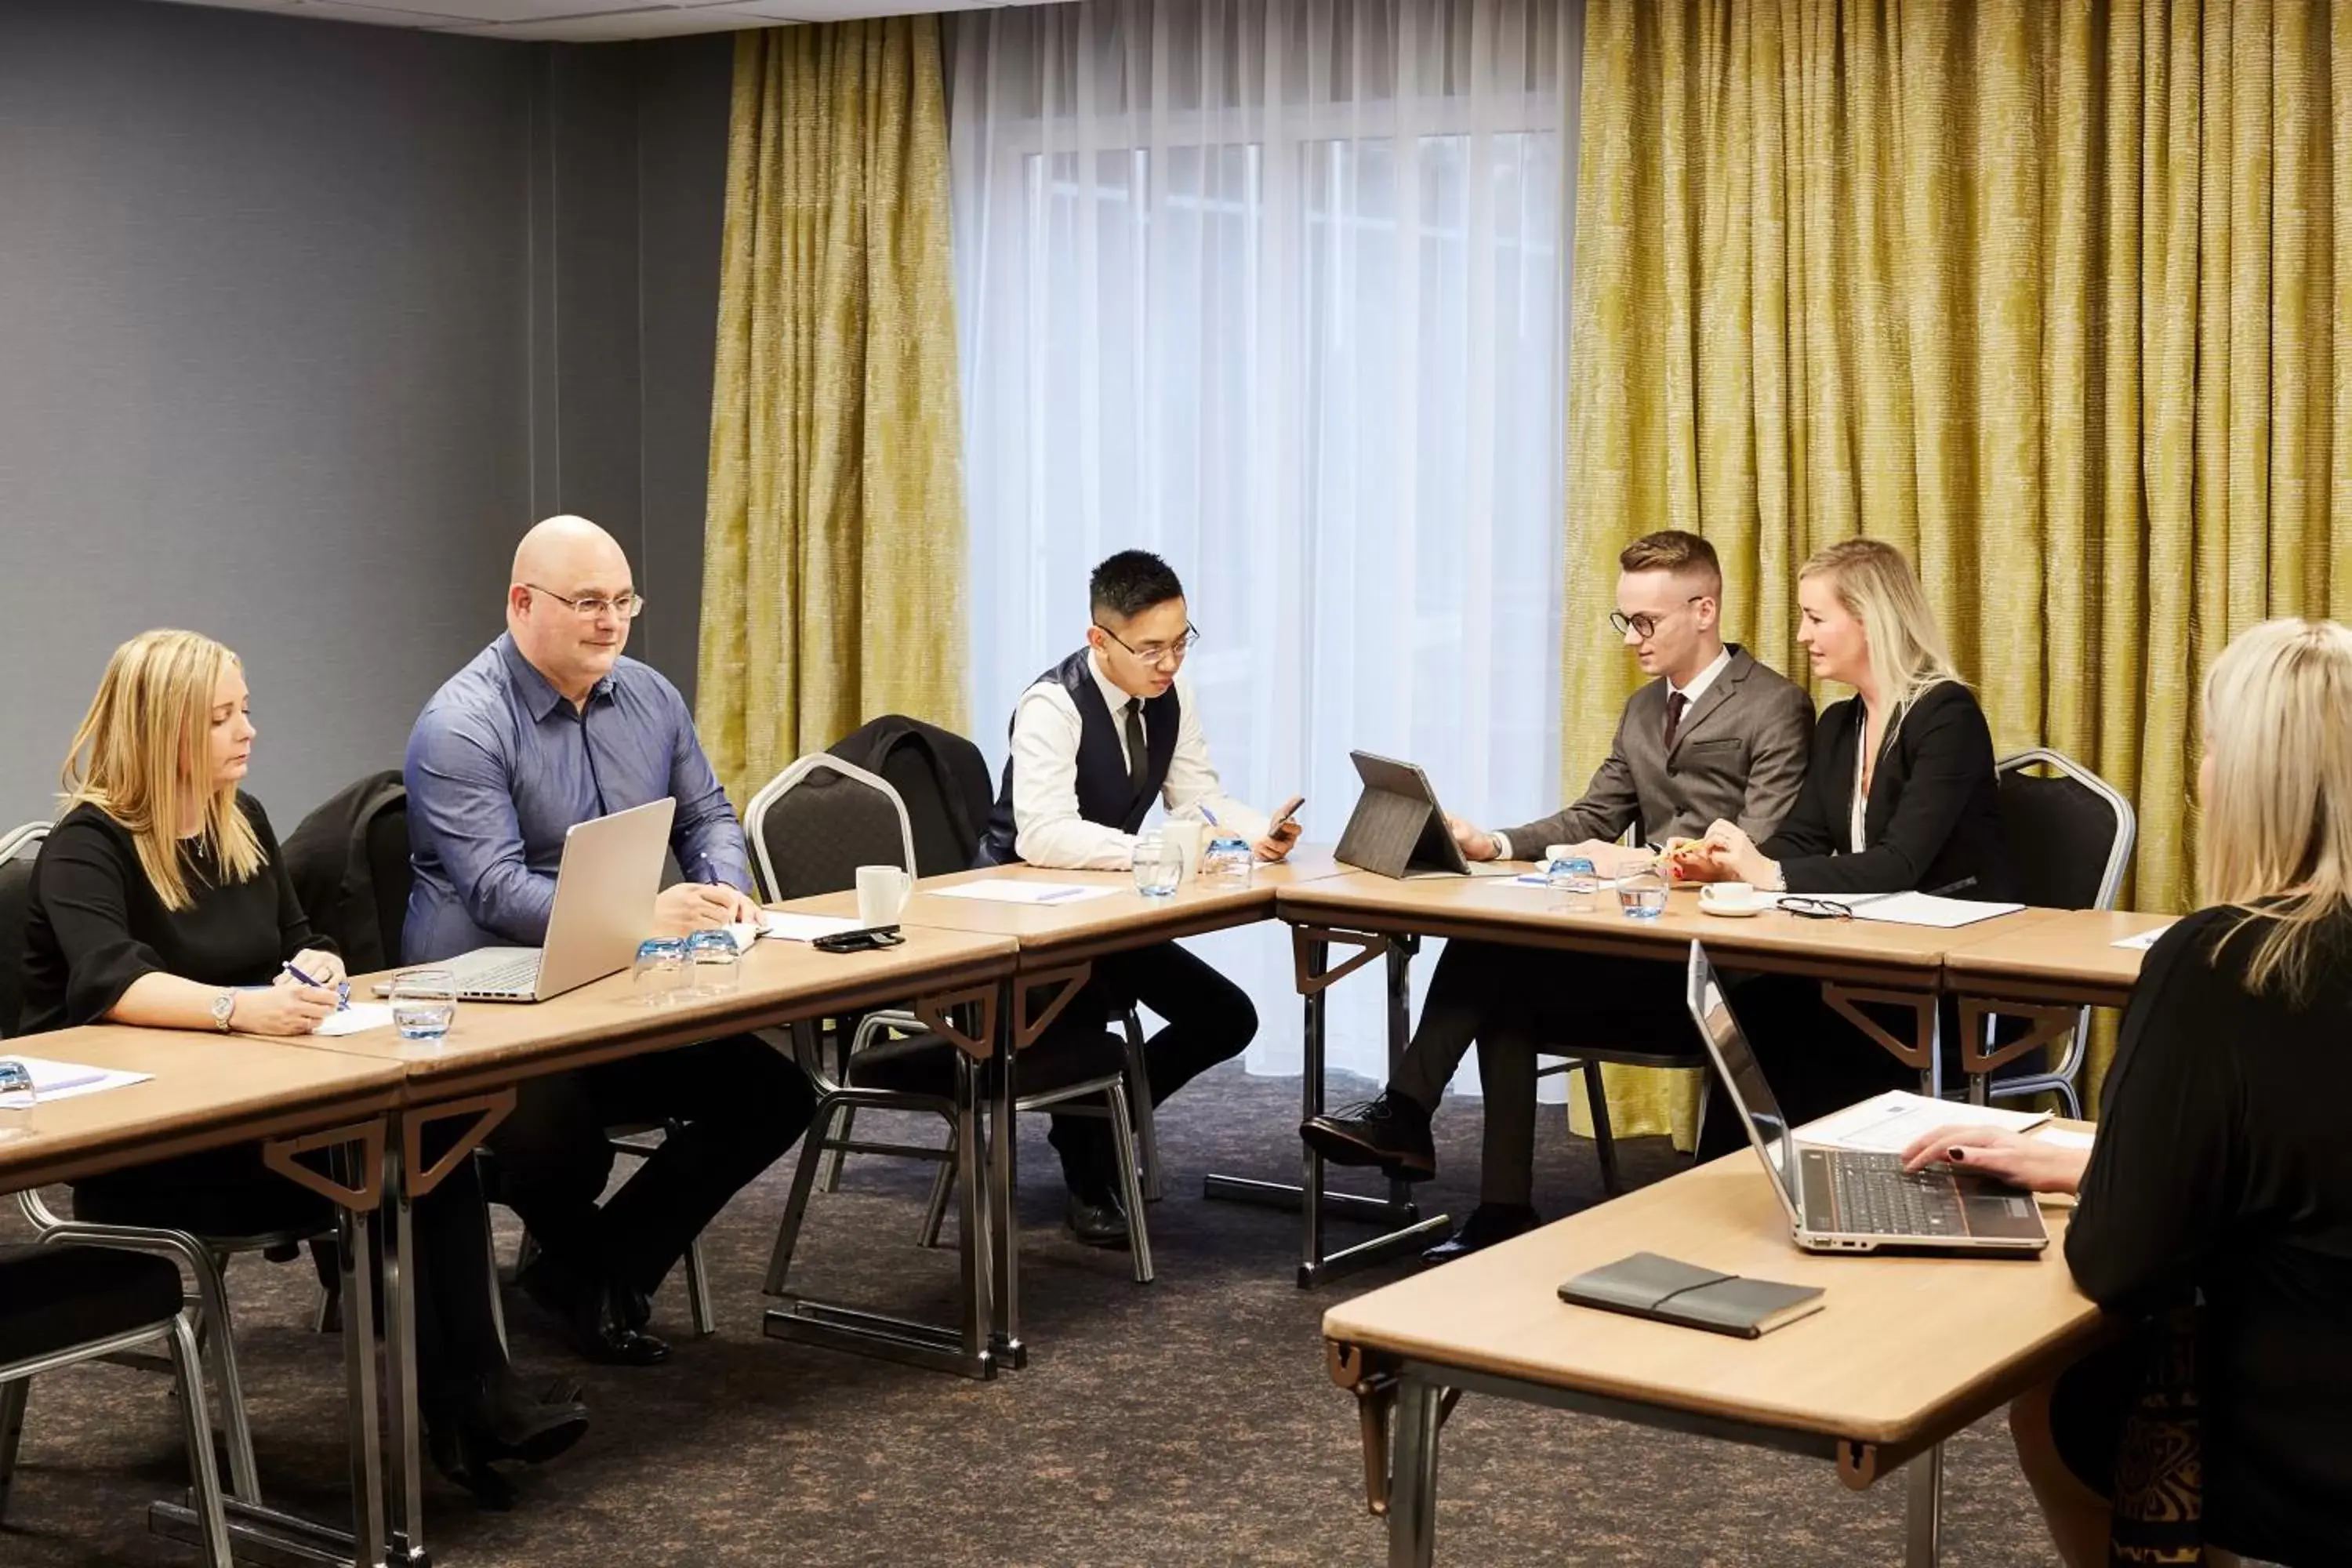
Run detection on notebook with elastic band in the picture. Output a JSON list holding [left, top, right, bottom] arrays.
[[1556, 1251, 1825, 1339]]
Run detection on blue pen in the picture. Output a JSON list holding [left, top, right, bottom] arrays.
[[1200, 805, 1220, 828], [281, 960, 350, 1010]]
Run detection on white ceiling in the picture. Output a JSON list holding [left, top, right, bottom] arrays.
[[140, 0, 1073, 44]]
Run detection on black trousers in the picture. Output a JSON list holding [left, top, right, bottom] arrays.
[[1043, 940, 1258, 1193], [1389, 940, 1693, 1207], [485, 1033, 815, 1298], [1690, 973, 1923, 1163], [73, 1137, 505, 1406]]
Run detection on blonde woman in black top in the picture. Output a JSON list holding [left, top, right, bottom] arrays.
[[1903, 618, 2352, 1567], [18, 630, 586, 1508]]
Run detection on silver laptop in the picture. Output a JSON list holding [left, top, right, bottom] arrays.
[[1682, 942, 2048, 1255], [421, 797, 676, 1003]]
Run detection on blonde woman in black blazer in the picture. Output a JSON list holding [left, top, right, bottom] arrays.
[[1684, 539, 2015, 1152]]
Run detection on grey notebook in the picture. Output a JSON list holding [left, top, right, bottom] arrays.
[[1556, 1251, 1825, 1339]]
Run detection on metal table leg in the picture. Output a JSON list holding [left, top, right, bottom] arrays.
[[1207, 926, 1449, 1286], [989, 977, 1024, 1370], [1904, 1443, 1943, 1567], [1387, 1378, 1443, 1568]]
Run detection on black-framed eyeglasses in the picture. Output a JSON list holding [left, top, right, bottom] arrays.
[[1777, 896, 1853, 921], [523, 583, 646, 620], [1094, 620, 1201, 666], [1608, 597, 1707, 640]]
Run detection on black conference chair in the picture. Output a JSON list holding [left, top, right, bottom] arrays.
[[1980, 749, 2136, 1116], [1, 826, 272, 1504], [0, 1245, 233, 1564], [749, 754, 1156, 1298]]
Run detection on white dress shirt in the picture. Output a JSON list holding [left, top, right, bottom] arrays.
[[1005, 652, 1271, 870], [1494, 644, 1733, 862]]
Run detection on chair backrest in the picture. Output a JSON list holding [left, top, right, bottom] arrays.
[[829, 717, 995, 876], [742, 757, 916, 902], [0, 825, 51, 1040], [283, 771, 408, 971], [365, 797, 414, 967], [1994, 749, 2135, 912]]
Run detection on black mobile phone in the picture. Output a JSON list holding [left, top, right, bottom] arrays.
[[812, 925, 906, 953], [1269, 794, 1306, 833]]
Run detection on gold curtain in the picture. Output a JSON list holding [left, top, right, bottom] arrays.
[[698, 18, 969, 810], [1567, 0, 2352, 1143]]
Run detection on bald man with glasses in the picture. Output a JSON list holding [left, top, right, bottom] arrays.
[[1301, 530, 1815, 1261]]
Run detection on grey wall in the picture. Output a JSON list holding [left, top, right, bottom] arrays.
[[0, 0, 731, 828]]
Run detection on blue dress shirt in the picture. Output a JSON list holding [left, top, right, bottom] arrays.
[[402, 633, 751, 963]]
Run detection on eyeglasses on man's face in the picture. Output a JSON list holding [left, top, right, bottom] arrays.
[[1608, 597, 1707, 641], [1094, 621, 1201, 666], [524, 583, 646, 621]]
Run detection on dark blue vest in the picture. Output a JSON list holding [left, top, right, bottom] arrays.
[[974, 649, 1180, 866]]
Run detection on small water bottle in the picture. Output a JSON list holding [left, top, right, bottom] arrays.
[[1200, 835, 1254, 887], [1544, 844, 1599, 913], [0, 1058, 35, 1143]]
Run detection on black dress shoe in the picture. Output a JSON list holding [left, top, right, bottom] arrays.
[[517, 1258, 672, 1367], [424, 1372, 587, 1511], [1064, 1188, 1132, 1250], [1419, 1202, 1541, 1265], [1300, 1090, 1438, 1181]]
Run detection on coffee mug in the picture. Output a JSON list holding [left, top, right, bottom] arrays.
[[1159, 820, 1203, 884], [1704, 880, 1758, 909], [855, 865, 912, 927]]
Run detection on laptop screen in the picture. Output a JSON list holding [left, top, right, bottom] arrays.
[[1682, 942, 1802, 1221]]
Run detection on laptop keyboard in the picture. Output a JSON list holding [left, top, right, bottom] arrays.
[[459, 955, 541, 996], [1828, 1151, 1967, 1236]]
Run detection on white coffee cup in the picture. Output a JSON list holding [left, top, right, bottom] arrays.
[[1159, 819, 1203, 884], [1705, 880, 1757, 910], [855, 865, 912, 927]]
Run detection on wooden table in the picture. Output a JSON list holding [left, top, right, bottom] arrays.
[[1321, 1139, 2110, 1566], [1260, 874, 2070, 1287], [0, 1029, 411, 1568], [1939, 909, 2170, 1108]]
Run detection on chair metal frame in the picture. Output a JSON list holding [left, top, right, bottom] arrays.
[[0, 1292, 233, 1565], [1980, 748, 2137, 1117], [742, 754, 917, 905]]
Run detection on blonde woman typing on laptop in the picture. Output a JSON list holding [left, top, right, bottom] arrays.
[[1897, 619, 2352, 1568], [1678, 539, 2016, 1157], [18, 630, 587, 1508]]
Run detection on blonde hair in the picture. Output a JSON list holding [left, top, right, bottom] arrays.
[[60, 630, 264, 912], [1799, 539, 1962, 712], [2200, 617, 2352, 1004]]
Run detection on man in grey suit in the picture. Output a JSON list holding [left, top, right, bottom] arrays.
[[1301, 530, 1814, 1259]]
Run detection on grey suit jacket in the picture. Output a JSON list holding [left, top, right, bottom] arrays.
[[1498, 645, 1815, 856]]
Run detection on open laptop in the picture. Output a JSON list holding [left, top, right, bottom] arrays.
[[1682, 941, 2048, 1254], [1334, 751, 1522, 879], [402, 797, 676, 1003]]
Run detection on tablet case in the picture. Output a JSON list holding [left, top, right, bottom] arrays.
[[1334, 752, 1473, 878], [1555, 1251, 1825, 1339]]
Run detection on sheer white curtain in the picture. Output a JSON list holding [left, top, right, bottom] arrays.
[[949, 0, 1579, 1087]]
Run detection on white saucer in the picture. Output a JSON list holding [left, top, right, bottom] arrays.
[[1698, 891, 1768, 918]]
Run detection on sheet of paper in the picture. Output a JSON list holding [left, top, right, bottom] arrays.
[[724, 913, 875, 951], [2034, 1127, 2096, 1150], [2111, 924, 2174, 952], [0, 1054, 152, 1102], [312, 1004, 397, 1038], [1842, 892, 2026, 928], [929, 880, 1122, 906], [1803, 1090, 2049, 1152]]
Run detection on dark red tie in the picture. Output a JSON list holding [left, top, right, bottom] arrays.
[[1664, 691, 1690, 752]]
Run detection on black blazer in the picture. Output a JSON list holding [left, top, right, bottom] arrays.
[[1760, 681, 2016, 901]]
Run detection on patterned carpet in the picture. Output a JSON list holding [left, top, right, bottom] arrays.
[[0, 1065, 2063, 1566]]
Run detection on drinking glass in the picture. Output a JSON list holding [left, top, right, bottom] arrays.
[[1544, 849, 1599, 913], [1131, 834, 1181, 899], [0, 1058, 34, 1143], [1200, 835, 1254, 888], [388, 969, 459, 1041], [1617, 866, 1669, 921], [684, 928, 742, 998], [632, 936, 689, 1007]]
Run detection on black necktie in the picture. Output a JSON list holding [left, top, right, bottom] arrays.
[[1664, 691, 1690, 752], [1123, 699, 1149, 799]]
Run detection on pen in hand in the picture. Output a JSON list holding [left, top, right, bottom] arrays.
[[281, 960, 349, 1011]]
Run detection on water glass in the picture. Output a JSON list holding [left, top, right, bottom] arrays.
[[1200, 835, 1254, 888], [1544, 846, 1599, 913], [684, 927, 742, 998], [0, 1058, 34, 1143], [1131, 834, 1181, 899], [388, 969, 459, 1042], [1617, 866, 1669, 921], [632, 936, 689, 1007]]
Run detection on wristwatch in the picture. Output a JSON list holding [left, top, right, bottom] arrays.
[[211, 992, 236, 1033]]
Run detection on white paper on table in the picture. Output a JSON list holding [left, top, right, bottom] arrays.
[[928, 880, 1121, 906], [724, 913, 875, 951], [0, 1054, 151, 1102], [312, 1004, 397, 1038], [2111, 925, 2175, 952], [1803, 1090, 2050, 1152], [1794, 891, 2025, 927], [2035, 1127, 2096, 1150]]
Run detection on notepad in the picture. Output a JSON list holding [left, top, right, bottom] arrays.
[[1557, 1252, 1824, 1339], [1789, 891, 2025, 927], [724, 913, 873, 951], [2111, 924, 2174, 952], [313, 1004, 396, 1038], [1803, 1090, 2049, 1153], [0, 1054, 151, 1102], [929, 880, 1120, 906]]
